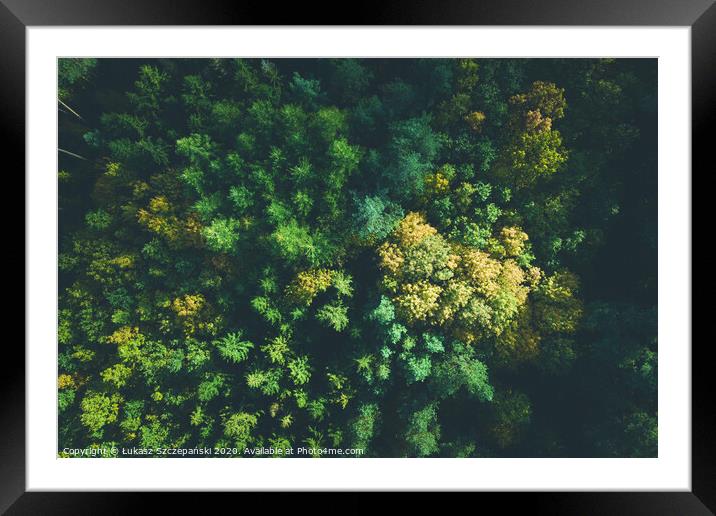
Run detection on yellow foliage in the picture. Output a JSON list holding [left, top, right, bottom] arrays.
[[533, 271, 583, 334], [110, 254, 135, 269], [543, 270, 579, 297], [525, 109, 552, 132], [172, 294, 206, 318], [526, 266, 543, 288], [499, 260, 529, 306], [394, 280, 442, 324], [270, 402, 280, 418], [464, 111, 486, 132], [510, 81, 566, 123], [393, 212, 437, 247], [454, 182, 477, 208], [456, 59, 480, 92], [105, 162, 122, 177], [424, 172, 450, 195], [338, 393, 350, 409], [107, 326, 141, 346], [458, 248, 503, 298], [107, 326, 145, 363], [378, 213, 581, 363], [137, 208, 181, 241], [58, 374, 75, 390], [497, 304, 542, 365], [286, 269, 335, 306], [137, 198, 203, 248], [432, 279, 474, 325], [148, 196, 171, 213], [171, 294, 215, 336], [500, 227, 529, 257], [378, 214, 537, 343], [71, 346, 95, 363], [184, 214, 204, 247], [378, 242, 405, 274], [101, 363, 133, 388]]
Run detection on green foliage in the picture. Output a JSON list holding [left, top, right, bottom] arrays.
[[101, 363, 133, 388], [316, 302, 349, 332], [271, 221, 320, 265], [352, 194, 404, 242], [58, 389, 76, 413], [349, 403, 379, 450], [491, 390, 531, 448], [404, 403, 441, 457], [422, 333, 445, 354], [203, 218, 241, 252], [198, 373, 224, 402], [262, 335, 291, 365], [503, 129, 568, 188], [80, 391, 122, 434], [85, 209, 112, 230], [369, 296, 396, 325], [287, 356, 312, 385], [432, 343, 494, 401], [213, 331, 254, 363], [402, 353, 432, 384], [224, 412, 258, 444]]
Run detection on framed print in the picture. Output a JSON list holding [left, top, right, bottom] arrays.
[[5, 0, 709, 511]]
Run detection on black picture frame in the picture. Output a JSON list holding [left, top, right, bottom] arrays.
[[4, 0, 707, 512]]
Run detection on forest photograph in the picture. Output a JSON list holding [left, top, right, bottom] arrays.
[[57, 57, 657, 458]]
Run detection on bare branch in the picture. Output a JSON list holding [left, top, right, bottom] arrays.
[[58, 98, 83, 120], [58, 148, 87, 160]]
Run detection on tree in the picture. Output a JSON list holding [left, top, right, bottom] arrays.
[[493, 81, 569, 189], [432, 342, 494, 401], [224, 412, 259, 446], [377, 212, 538, 343], [490, 390, 531, 448], [213, 331, 254, 363], [404, 403, 441, 457], [352, 194, 404, 243], [80, 391, 122, 435], [348, 403, 380, 452], [203, 218, 241, 253], [287, 356, 312, 385], [382, 116, 441, 201], [316, 302, 349, 332]]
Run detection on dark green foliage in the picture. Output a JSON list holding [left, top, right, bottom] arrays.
[[432, 343, 494, 401], [382, 115, 441, 201], [58, 58, 656, 458], [404, 403, 441, 457], [352, 194, 404, 242], [59, 58, 98, 101]]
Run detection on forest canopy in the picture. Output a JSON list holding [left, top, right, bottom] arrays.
[[58, 58, 657, 458]]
